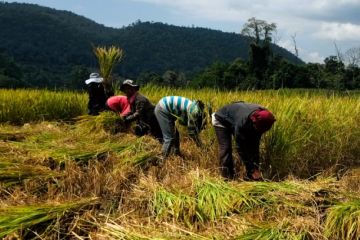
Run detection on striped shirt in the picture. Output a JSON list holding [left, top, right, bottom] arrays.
[[159, 96, 202, 135]]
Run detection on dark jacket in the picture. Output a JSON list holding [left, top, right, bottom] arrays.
[[87, 82, 108, 115], [215, 102, 266, 166], [125, 93, 155, 124], [125, 93, 163, 141]]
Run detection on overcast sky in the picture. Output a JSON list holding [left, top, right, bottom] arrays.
[[5, 0, 360, 63]]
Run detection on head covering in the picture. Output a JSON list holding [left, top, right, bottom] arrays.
[[120, 79, 140, 91], [250, 109, 276, 133], [106, 96, 130, 116], [85, 73, 103, 85]]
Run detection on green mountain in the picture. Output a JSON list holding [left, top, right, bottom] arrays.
[[0, 2, 302, 88]]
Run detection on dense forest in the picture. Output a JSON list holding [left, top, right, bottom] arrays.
[[0, 2, 359, 90]]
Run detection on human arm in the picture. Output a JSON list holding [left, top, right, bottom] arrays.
[[187, 113, 203, 147], [123, 97, 146, 123]]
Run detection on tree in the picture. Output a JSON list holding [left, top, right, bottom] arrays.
[[291, 33, 299, 58], [241, 17, 277, 44], [324, 56, 345, 90], [241, 17, 277, 89], [344, 47, 360, 67], [66, 65, 90, 90], [223, 58, 248, 89], [0, 51, 25, 88]]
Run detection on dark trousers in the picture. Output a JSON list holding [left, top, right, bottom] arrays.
[[214, 126, 235, 179]]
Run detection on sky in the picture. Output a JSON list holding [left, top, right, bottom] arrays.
[[5, 0, 360, 63]]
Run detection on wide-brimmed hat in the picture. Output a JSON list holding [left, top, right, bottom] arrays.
[[85, 73, 103, 85], [120, 79, 140, 91]]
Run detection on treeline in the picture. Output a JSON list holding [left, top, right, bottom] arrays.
[[137, 43, 360, 90]]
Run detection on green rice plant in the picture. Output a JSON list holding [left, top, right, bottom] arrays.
[[235, 223, 309, 240], [324, 199, 360, 240], [152, 187, 196, 225], [195, 179, 260, 222], [0, 198, 98, 238]]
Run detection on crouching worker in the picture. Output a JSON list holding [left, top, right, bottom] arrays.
[[120, 79, 163, 142], [85, 73, 109, 115], [106, 95, 131, 117], [212, 102, 275, 181], [155, 96, 206, 159]]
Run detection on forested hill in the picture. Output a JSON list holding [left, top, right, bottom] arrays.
[[0, 2, 302, 88]]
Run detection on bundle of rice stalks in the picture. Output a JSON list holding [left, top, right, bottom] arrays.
[[75, 111, 126, 134], [324, 199, 360, 240], [0, 198, 99, 238], [235, 222, 310, 240], [0, 161, 59, 188], [149, 173, 323, 226], [195, 179, 260, 222], [97, 220, 211, 240], [93, 45, 123, 87], [49, 143, 130, 166], [99, 221, 161, 240], [152, 187, 195, 225]]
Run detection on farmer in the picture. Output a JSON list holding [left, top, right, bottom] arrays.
[[85, 73, 109, 115], [105, 95, 131, 117], [120, 79, 163, 142], [154, 96, 206, 158], [212, 102, 275, 180]]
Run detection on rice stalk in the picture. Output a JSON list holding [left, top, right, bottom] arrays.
[[99, 221, 162, 240], [235, 223, 309, 240], [152, 187, 195, 223], [0, 161, 59, 187], [75, 111, 126, 134], [324, 199, 360, 240], [0, 198, 99, 238], [93, 45, 123, 89]]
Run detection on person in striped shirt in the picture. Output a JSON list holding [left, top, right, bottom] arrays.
[[154, 96, 206, 158]]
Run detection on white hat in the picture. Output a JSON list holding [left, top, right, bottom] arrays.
[[120, 79, 140, 91], [85, 73, 103, 85]]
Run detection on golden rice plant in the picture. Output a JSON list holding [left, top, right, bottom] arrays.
[[0, 87, 359, 177], [324, 199, 360, 240], [75, 111, 126, 134], [97, 219, 211, 240], [0, 89, 87, 124], [0, 160, 59, 187], [93, 45, 123, 92]]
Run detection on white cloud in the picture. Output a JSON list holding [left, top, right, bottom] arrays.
[[314, 22, 360, 41], [278, 39, 294, 53], [302, 51, 325, 63], [130, 0, 359, 60]]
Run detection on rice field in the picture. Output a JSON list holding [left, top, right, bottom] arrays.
[[0, 87, 359, 239]]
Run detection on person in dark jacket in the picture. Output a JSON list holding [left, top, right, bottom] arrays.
[[212, 102, 276, 180], [120, 79, 163, 142], [85, 73, 108, 115]]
